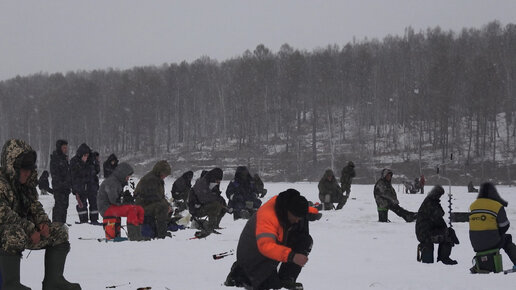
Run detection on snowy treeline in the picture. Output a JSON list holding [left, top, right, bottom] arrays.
[[0, 21, 515, 182]]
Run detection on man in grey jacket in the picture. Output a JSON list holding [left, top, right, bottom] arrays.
[[97, 162, 147, 241]]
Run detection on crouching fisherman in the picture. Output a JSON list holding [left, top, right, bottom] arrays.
[[0, 139, 81, 290], [415, 185, 459, 265], [225, 189, 321, 290], [97, 162, 148, 241]]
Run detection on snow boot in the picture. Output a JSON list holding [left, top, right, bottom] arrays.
[[42, 242, 81, 290], [0, 251, 31, 290], [437, 243, 457, 265], [378, 210, 389, 222], [281, 279, 304, 290], [127, 224, 150, 241], [390, 204, 416, 222], [336, 196, 348, 210]]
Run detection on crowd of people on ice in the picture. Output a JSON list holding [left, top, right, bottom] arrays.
[[1, 138, 515, 289]]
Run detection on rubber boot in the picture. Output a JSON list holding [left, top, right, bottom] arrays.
[[0, 251, 31, 290], [127, 224, 150, 241], [336, 195, 348, 210], [42, 242, 81, 290], [390, 204, 416, 222], [437, 243, 457, 265], [378, 210, 389, 222]]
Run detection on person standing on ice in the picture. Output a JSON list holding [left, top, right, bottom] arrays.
[[50, 139, 72, 224], [70, 143, 100, 225], [0, 139, 81, 290], [373, 168, 417, 222], [340, 160, 356, 198], [224, 189, 320, 290], [97, 162, 148, 241], [469, 182, 516, 273], [415, 185, 459, 265]]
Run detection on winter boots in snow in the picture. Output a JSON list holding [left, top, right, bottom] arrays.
[[378, 210, 389, 222], [0, 251, 31, 290], [127, 224, 151, 241], [42, 242, 81, 290], [389, 204, 417, 222], [437, 243, 457, 265]]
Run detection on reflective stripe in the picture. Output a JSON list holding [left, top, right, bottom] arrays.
[[499, 220, 510, 228], [78, 211, 88, 215], [256, 233, 277, 241], [471, 209, 497, 217], [90, 210, 99, 214]]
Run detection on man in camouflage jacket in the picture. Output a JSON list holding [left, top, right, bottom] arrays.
[[0, 139, 80, 289], [373, 168, 417, 223]]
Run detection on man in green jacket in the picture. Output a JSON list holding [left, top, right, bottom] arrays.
[[318, 169, 344, 210], [0, 139, 81, 290], [134, 160, 172, 239]]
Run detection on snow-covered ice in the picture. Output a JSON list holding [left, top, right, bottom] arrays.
[[20, 182, 516, 289]]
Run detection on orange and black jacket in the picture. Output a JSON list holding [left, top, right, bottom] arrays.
[[236, 195, 318, 287]]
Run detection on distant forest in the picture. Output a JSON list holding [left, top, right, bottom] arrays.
[[1, 21, 515, 182]]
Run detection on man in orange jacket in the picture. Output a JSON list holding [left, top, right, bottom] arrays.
[[225, 189, 319, 290]]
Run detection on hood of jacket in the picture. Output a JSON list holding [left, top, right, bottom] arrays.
[[234, 166, 251, 183], [478, 182, 508, 207], [75, 143, 91, 159], [0, 139, 39, 188], [106, 153, 119, 165], [381, 168, 393, 180], [151, 160, 171, 177], [112, 162, 133, 184], [426, 185, 445, 200]]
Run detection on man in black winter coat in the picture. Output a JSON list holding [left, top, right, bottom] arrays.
[[171, 170, 193, 212], [70, 143, 100, 224], [103, 153, 119, 178], [50, 139, 72, 223], [415, 185, 458, 264], [226, 166, 262, 220]]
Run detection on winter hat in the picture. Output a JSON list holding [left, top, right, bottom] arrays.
[[14, 150, 37, 170], [207, 168, 223, 182], [278, 189, 308, 217], [287, 195, 309, 217]]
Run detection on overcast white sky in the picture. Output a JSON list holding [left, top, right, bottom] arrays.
[[0, 0, 515, 81]]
